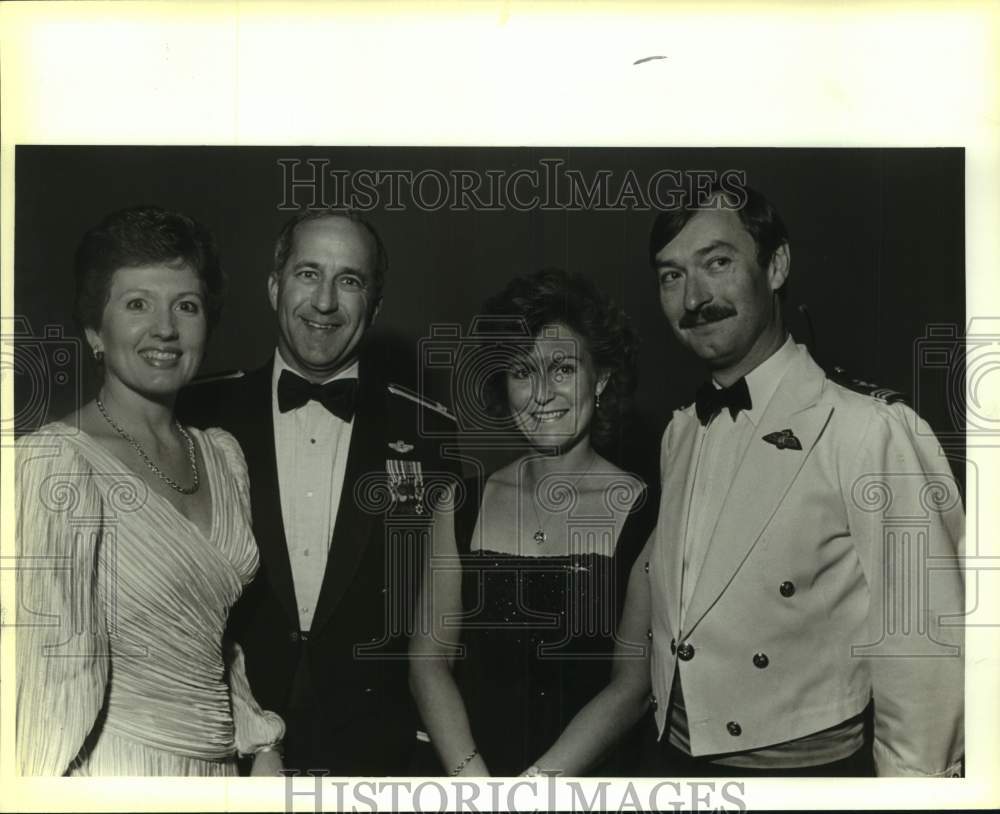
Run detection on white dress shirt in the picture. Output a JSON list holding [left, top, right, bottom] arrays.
[[272, 354, 358, 632]]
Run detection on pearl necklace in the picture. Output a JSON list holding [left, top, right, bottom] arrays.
[[525, 453, 597, 544], [95, 396, 200, 495]]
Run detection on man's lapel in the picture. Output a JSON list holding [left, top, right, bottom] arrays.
[[241, 362, 300, 626], [657, 410, 702, 632], [309, 369, 387, 634], [682, 349, 833, 635]]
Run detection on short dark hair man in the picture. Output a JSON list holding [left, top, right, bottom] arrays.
[[180, 210, 457, 774], [644, 187, 964, 776]]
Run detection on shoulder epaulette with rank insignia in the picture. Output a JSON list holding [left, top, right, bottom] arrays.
[[830, 366, 908, 405], [387, 382, 457, 422], [190, 369, 247, 385]]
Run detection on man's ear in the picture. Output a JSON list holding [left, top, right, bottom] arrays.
[[370, 296, 383, 324], [768, 242, 791, 292], [267, 271, 280, 311]]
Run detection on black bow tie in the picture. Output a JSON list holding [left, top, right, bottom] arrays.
[[695, 377, 752, 425], [277, 369, 358, 421]]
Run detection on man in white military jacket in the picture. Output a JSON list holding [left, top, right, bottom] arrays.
[[644, 185, 964, 777]]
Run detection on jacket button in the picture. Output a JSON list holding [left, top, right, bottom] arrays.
[[677, 642, 695, 661], [753, 652, 769, 669], [289, 631, 299, 643], [647, 628, 653, 640], [670, 638, 677, 655], [779, 581, 796, 597], [649, 694, 658, 711], [643, 561, 650, 574], [726, 721, 742, 737]]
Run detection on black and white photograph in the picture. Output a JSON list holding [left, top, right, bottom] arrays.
[[1, 3, 997, 813]]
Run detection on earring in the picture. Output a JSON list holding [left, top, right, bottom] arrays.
[[595, 391, 601, 408], [93, 349, 104, 363]]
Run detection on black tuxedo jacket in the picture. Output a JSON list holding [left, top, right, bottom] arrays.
[[178, 356, 459, 774]]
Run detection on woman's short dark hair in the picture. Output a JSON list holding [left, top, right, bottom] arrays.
[[474, 268, 638, 449], [73, 205, 225, 333]]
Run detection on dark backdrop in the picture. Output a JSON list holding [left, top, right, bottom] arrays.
[[12, 146, 965, 485]]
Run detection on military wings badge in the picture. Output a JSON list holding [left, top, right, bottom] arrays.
[[762, 428, 802, 450]]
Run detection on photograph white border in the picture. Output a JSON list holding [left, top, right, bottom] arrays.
[[1, 2, 997, 811]]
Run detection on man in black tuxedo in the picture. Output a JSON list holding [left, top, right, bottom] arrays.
[[179, 210, 457, 775]]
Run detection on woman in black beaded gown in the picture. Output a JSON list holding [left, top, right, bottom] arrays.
[[410, 269, 657, 777]]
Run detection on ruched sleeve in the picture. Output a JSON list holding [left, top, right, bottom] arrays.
[[204, 427, 286, 754], [225, 640, 285, 755], [15, 434, 109, 776]]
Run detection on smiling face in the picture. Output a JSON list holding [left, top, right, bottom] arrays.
[[268, 215, 379, 382], [86, 263, 208, 401], [505, 323, 608, 451], [653, 207, 789, 383]]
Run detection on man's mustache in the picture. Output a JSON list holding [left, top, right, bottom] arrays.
[[679, 304, 737, 329]]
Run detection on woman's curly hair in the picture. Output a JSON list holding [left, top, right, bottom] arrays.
[[473, 268, 638, 450]]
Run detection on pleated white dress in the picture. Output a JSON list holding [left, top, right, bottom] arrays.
[[15, 423, 284, 776]]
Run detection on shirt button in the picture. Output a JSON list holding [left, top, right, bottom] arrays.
[[306, 491, 314, 498], [753, 652, 770, 669], [646, 628, 653, 640], [780, 581, 796, 597], [726, 721, 742, 737], [677, 642, 695, 661]]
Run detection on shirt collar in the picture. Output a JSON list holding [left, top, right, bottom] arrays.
[[272, 352, 360, 391], [713, 334, 798, 427]]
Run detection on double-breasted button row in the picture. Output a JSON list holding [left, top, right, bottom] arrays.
[[779, 580, 796, 597], [669, 635, 763, 668]]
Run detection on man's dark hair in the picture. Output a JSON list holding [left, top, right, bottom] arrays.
[[74, 205, 224, 333], [272, 209, 389, 303], [648, 184, 790, 296], [474, 268, 638, 451]]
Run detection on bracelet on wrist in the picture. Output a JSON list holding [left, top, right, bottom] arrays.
[[449, 747, 478, 776], [255, 741, 284, 757]]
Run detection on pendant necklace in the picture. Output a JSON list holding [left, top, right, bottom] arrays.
[[525, 452, 597, 544], [95, 396, 200, 495]]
